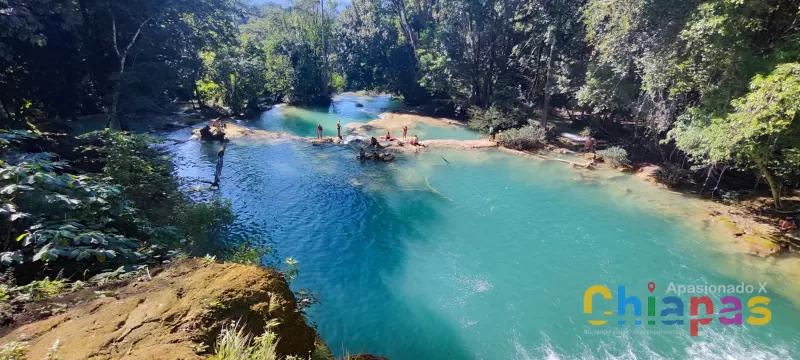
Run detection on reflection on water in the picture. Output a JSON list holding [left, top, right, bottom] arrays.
[[165, 95, 800, 359]]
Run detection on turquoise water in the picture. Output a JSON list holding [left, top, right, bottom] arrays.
[[253, 93, 402, 137], [363, 122, 479, 141], [167, 96, 800, 359]]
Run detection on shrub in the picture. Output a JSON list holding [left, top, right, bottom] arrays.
[[25, 277, 67, 300], [211, 321, 288, 360], [179, 197, 235, 255], [223, 240, 271, 266], [79, 131, 182, 231], [497, 124, 547, 150], [0, 157, 142, 272], [330, 73, 346, 93], [652, 163, 688, 188], [0, 341, 28, 360], [597, 146, 630, 168]]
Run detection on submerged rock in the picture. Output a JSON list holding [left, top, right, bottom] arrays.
[[362, 151, 395, 162], [0, 259, 319, 359]]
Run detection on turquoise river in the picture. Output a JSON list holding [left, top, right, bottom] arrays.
[[166, 93, 800, 359]]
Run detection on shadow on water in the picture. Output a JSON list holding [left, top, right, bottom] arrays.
[[168, 138, 474, 358]]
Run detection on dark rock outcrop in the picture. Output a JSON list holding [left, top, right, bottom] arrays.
[[198, 125, 225, 142]]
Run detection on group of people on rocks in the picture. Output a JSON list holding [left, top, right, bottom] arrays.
[[315, 122, 421, 147]]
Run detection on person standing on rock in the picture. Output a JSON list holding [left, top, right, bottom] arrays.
[[402, 125, 408, 141], [489, 126, 495, 140], [317, 124, 323, 139], [337, 120, 342, 139]]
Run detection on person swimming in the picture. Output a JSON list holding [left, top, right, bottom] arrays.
[[358, 147, 366, 163]]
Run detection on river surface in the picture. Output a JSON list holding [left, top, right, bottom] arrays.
[[167, 94, 800, 359]]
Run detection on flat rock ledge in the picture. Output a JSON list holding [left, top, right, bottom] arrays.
[[0, 259, 320, 359]]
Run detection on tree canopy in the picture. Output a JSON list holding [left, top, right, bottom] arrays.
[[1, 0, 799, 206]]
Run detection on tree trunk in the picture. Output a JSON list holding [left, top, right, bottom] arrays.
[[0, 98, 13, 122], [530, 42, 545, 101], [711, 165, 729, 200], [541, 29, 557, 129], [321, 0, 328, 89], [194, 74, 205, 108], [755, 158, 782, 209], [394, 0, 417, 58], [106, 56, 125, 130], [105, 8, 150, 130]]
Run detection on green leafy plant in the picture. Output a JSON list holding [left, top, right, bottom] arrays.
[[0, 341, 28, 360], [597, 147, 630, 168], [284, 257, 299, 281], [205, 299, 225, 309], [498, 124, 547, 151], [179, 197, 235, 255], [224, 240, 270, 266], [467, 106, 519, 132], [203, 254, 218, 266], [24, 277, 67, 300], [211, 321, 292, 360], [0, 156, 141, 270]]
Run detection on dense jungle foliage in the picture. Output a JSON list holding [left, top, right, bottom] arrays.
[[0, 0, 798, 205], [0, 129, 235, 282]]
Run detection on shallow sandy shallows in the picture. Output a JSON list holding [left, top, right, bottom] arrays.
[[348, 112, 465, 135]]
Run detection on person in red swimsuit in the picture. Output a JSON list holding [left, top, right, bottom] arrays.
[[780, 216, 799, 231]]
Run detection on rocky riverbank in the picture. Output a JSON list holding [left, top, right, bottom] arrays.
[[0, 259, 353, 359]]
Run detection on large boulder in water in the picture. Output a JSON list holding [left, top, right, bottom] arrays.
[[363, 152, 395, 162], [379, 153, 395, 162], [197, 125, 225, 142]]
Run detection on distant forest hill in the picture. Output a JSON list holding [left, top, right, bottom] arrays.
[[1, 0, 799, 208]]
